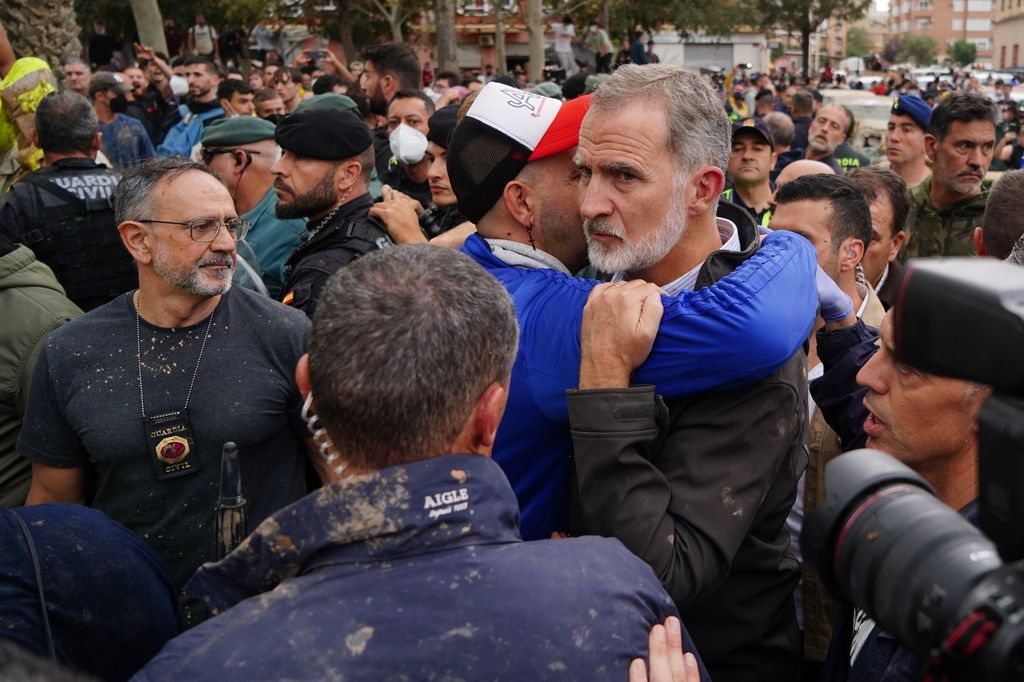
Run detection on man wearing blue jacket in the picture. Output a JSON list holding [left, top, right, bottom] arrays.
[[135, 246, 710, 681], [448, 80, 821, 541]]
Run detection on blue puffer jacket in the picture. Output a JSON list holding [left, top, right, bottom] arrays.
[[461, 205, 818, 539], [135, 455, 710, 681]]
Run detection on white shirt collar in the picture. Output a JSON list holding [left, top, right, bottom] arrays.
[[873, 263, 890, 294]]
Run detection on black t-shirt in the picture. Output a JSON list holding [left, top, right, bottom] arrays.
[[18, 287, 311, 589]]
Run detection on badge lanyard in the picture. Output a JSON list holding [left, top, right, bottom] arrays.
[[136, 291, 216, 480]]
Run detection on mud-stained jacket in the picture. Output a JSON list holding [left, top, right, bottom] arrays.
[[566, 212, 808, 682], [902, 176, 988, 259], [134, 454, 709, 681]]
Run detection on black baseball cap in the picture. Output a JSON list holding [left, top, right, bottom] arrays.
[[731, 117, 775, 150]]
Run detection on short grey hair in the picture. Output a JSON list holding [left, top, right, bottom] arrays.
[[763, 112, 795, 148], [309, 245, 520, 471], [589, 64, 731, 177], [114, 157, 220, 224], [63, 58, 91, 72], [34, 91, 97, 155]]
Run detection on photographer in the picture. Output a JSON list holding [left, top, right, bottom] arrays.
[[810, 309, 990, 680]]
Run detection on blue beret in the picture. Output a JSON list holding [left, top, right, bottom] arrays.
[[891, 95, 931, 131], [274, 108, 372, 160]]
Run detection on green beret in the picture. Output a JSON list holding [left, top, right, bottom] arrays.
[[200, 116, 277, 147], [584, 74, 609, 95], [275, 108, 372, 160], [532, 82, 563, 100], [294, 93, 358, 114]]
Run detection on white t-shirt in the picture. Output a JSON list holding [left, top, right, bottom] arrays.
[[553, 22, 575, 54], [191, 24, 218, 56]]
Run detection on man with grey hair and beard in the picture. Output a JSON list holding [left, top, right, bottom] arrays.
[[568, 63, 811, 682], [19, 157, 314, 590], [446, 81, 818, 545]]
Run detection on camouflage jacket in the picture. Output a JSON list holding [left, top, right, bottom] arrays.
[[902, 176, 988, 259]]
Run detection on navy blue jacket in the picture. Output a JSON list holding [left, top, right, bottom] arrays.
[[460, 213, 818, 539], [135, 455, 710, 681], [810, 319, 879, 451], [0, 505, 182, 681]]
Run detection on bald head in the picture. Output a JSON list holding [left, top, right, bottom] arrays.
[[775, 159, 836, 190]]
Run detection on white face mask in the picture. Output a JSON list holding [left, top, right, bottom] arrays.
[[169, 75, 189, 97], [389, 123, 428, 165]]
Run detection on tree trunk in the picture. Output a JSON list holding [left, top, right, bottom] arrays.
[[527, 0, 544, 82], [129, 0, 167, 56], [494, 0, 506, 75], [390, 8, 404, 44], [801, 26, 811, 81], [0, 0, 82, 74], [337, 0, 357, 65], [435, 0, 459, 73]]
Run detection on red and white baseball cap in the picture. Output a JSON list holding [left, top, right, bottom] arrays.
[[447, 82, 590, 222]]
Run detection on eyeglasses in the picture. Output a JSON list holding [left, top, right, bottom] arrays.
[[139, 217, 251, 242], [200, 147, 264, 165]]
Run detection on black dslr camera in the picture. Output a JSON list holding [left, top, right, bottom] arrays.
[[803, 258, 1024, 680]]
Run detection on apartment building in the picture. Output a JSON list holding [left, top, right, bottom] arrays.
[[994, 0, 1024, 68], [887, 0, 994, 61]]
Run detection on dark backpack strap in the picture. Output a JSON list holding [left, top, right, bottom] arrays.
[[19, 173, 89, 214], [11, 511, 57, 661]]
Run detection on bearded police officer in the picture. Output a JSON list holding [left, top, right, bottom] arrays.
[[274, 108, 391, 317], [19, 157, 313, 590], [0, 91, 136, 311]]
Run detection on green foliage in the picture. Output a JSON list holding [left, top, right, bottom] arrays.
[[671, 0, 744, 38], [74, 0, 401, 54], [753, 0, 872, 76], [845, 25, 871, 57], [948, 38, 977, 67], [897, 34, 937, 66]]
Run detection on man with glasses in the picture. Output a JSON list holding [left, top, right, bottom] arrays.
[[18, 157, 315, 590], [200, 117, 305, 298], [273, 108, 391, 317]]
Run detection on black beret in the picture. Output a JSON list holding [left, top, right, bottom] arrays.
[[427, 105, 459, 149], [274, 108, 372, 160]]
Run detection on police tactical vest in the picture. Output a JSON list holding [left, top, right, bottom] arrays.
[[16, 165, 137, 311], [280, 215, 392, 314]]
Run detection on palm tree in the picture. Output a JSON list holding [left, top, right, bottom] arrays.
[[0, 0, 82, 73]]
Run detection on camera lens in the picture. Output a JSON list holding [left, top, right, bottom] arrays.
[[832, 483, 999, 652], [804, 450, 1000, 653]]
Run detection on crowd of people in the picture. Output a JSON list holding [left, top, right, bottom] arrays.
[[0, 11, 1022, 682]]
